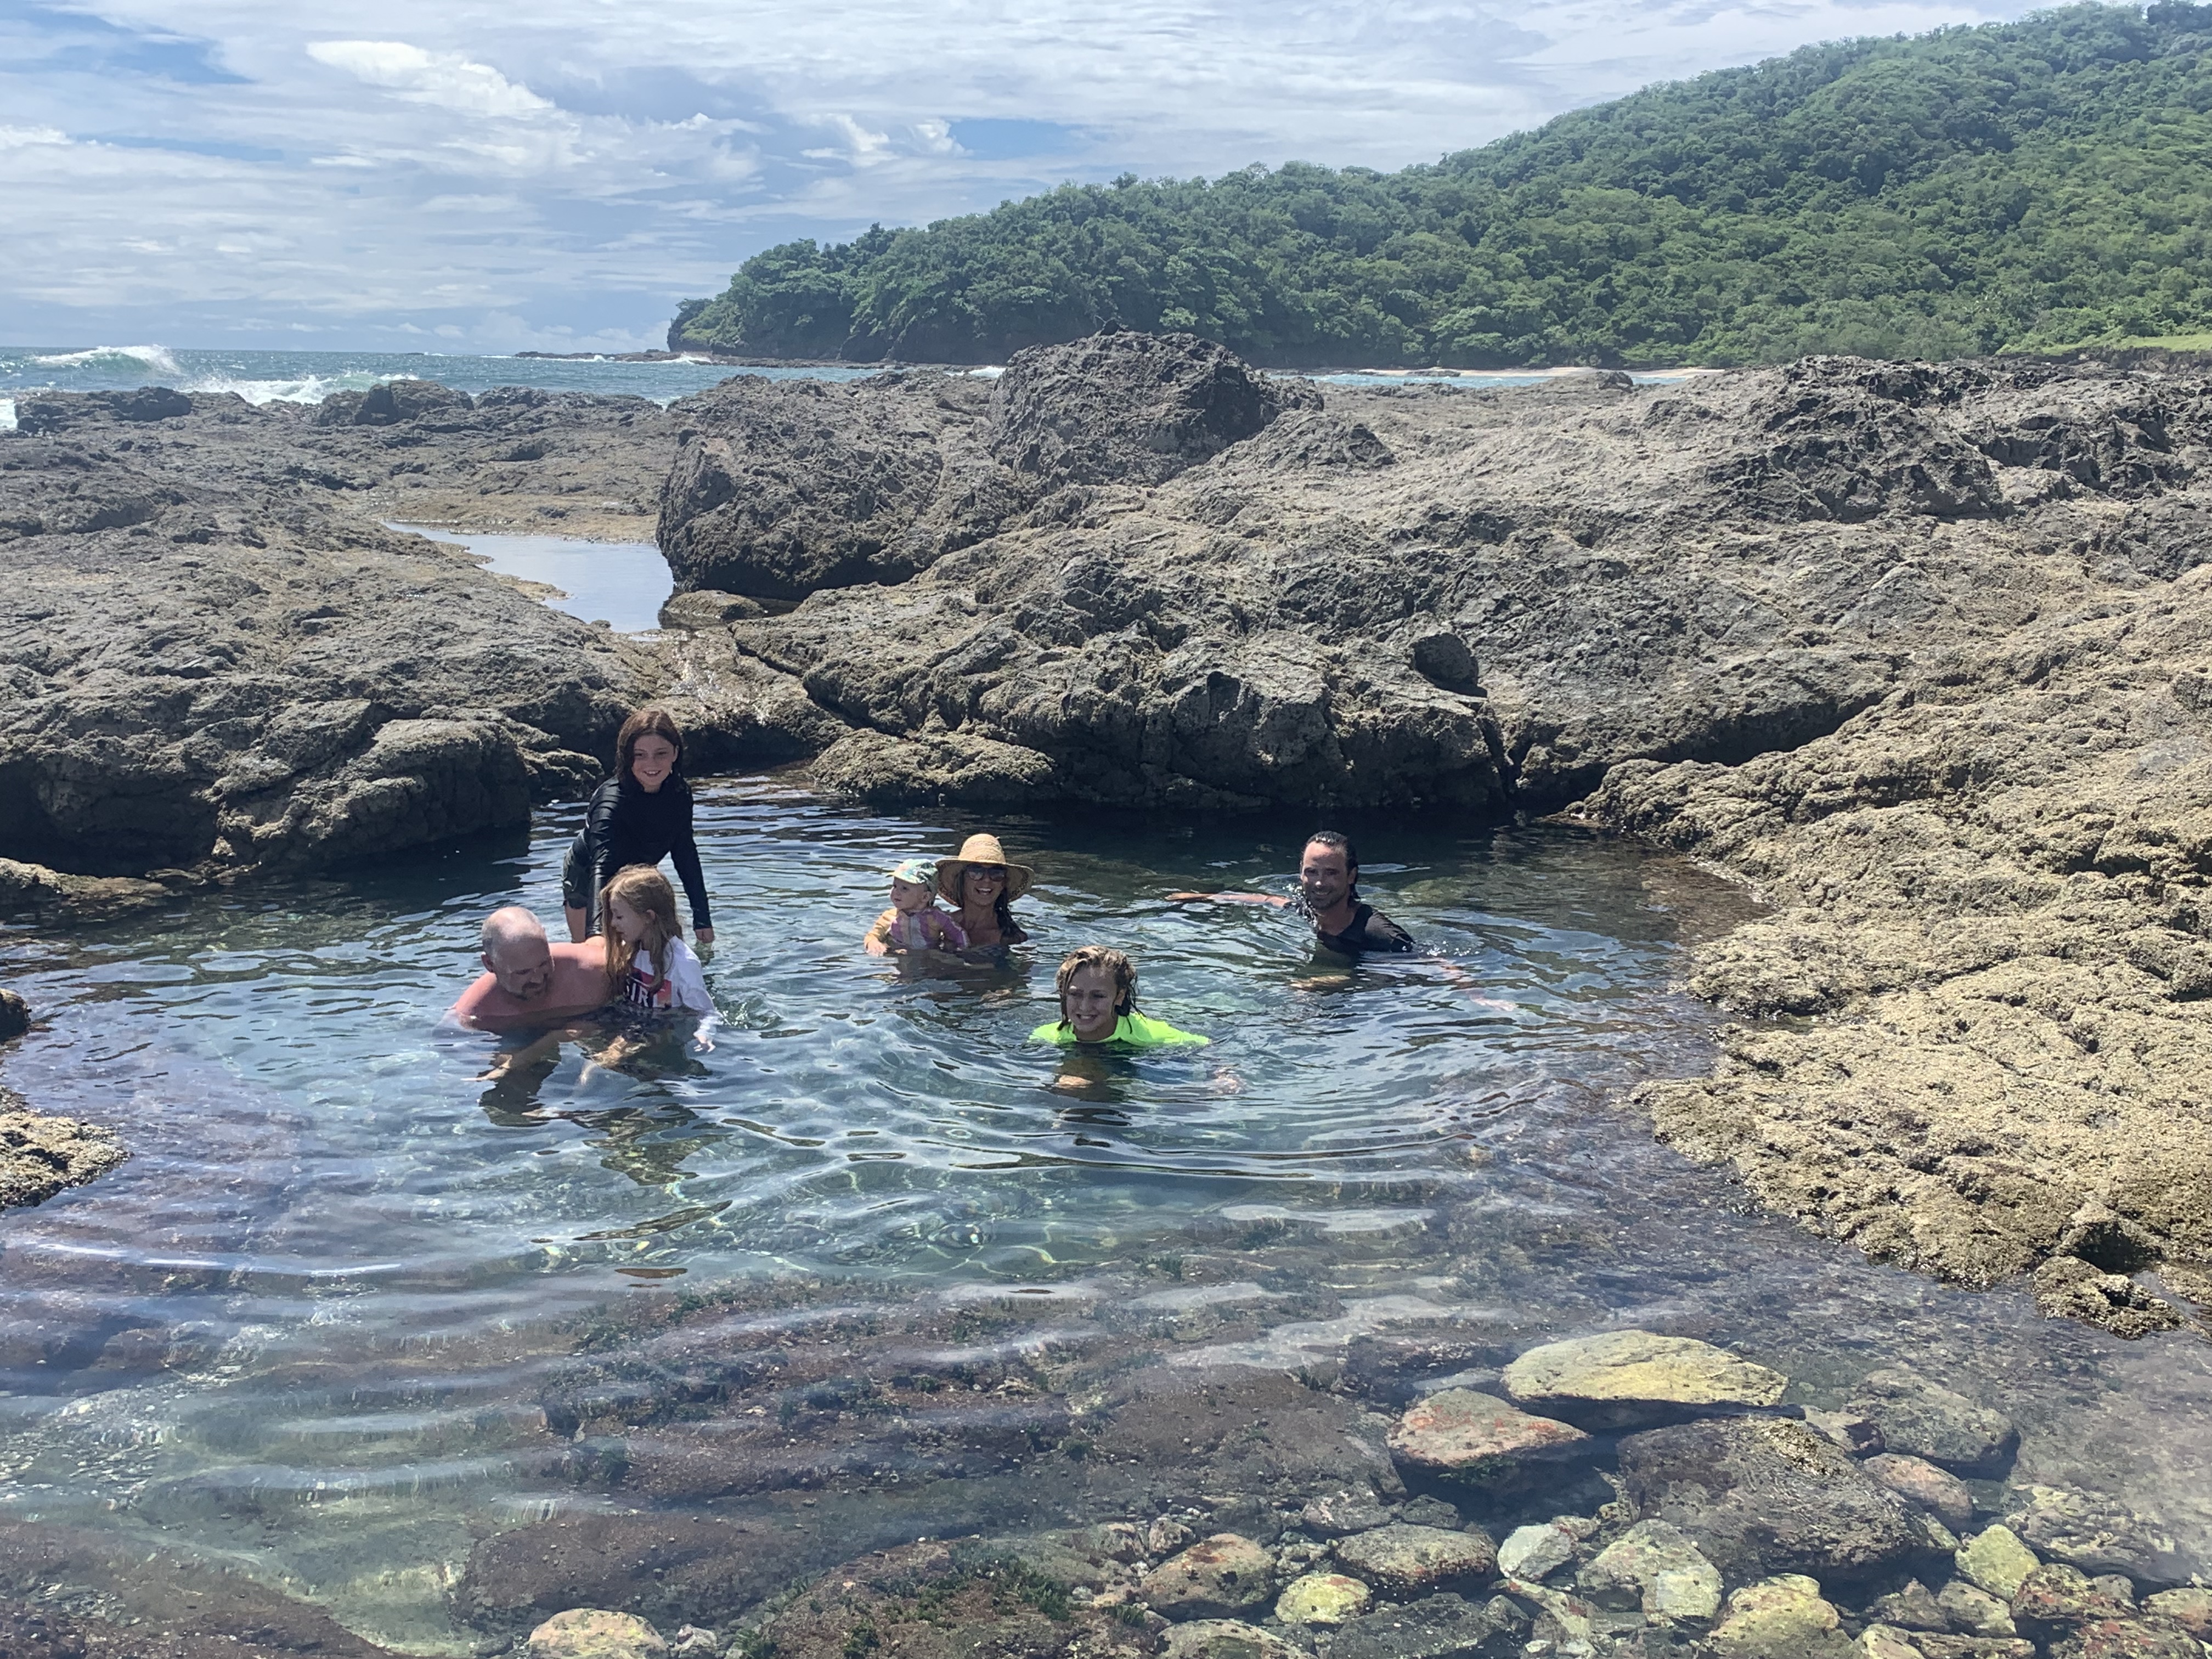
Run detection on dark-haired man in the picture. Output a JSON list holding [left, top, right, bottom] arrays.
[[1170, 830, 1413, 956]]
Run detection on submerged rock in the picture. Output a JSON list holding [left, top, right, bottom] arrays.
[[2004, 1486, 2189, 1586], [1579, 1520, 1722, 1618], [1, 1090, 127, 1211], [1845, 1368, 2019, 1476], [2142, 1588, 2212, 1639], [1299, 1489, 1395, 1537], [527, 1610, 668, 1659], [1500, 1329, 1788, 1427], [1493, 1522, 1575, 1582], [1162, 1620, 1302, 1659], [1938, 1578, 2018, 1637], [1385, 1389, 1589, 1485], [1333, 1524, 1498, 1595], [0, 990, 25, 1041], [1322, 1591, 1512, 1659], [1865, 1579, 1949, 1633], [1143, 1534, 1276, 1620], [1956, 1526, 2042, 1601], [1273, 1572, 1370, 1626], [1617, 1416, 1918, 1582], [1708, 1575, 1850, 1659], [1863, 1453, 1976, 1530], [2013, 1563, 2139, 1643]]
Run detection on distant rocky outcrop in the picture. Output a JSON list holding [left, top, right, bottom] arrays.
[[0, 391, 665, 886]]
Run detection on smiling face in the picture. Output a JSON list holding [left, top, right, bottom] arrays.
[[628, 733, 679, 793], [961, 865, 1007, 906], [1299, 840, 1354, 912], [1062, 964, 1120, 1042], [486, 934, 555, 1003]]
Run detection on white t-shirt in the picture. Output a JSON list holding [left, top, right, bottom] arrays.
[[619, 936, 713, 1016]]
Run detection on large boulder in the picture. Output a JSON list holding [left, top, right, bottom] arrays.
[[658, 372, 1026, 601], [1616, 1417, 1921, 1582], [988, 330, 1317, 488]]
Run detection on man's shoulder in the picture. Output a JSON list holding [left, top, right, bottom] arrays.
[[449, 972, 515, 1028], [1354, 905, 1415, 950], [550, 942, 604, 968]]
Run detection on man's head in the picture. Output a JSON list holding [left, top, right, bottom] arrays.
[[481, 906, 555, 1002], [1300, 831, 1358, 913], [1057, 945, 1136, 1042]]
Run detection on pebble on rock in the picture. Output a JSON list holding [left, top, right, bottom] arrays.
[[1500, 1330, 1788, 1428], [1956, 1525, 2042, 1602], [1273, 1573, 1370, 1627], [1863, 1453, 1976, 1530], [1495, 1522, 1575, 1582], [1334, 1525, 1499, 1596], [527, 1609, 669, 1659], [1386, 1389, 1589, 1485], [1846, 1367, 2019, 1475], [1143, 1534, 1277, 1621]]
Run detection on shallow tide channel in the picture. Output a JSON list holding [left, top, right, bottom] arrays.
[[2, 791, 2209, 1651]]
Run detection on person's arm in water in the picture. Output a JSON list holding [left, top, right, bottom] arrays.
[[1165, 890, 1289, 907], [667, 783, 715, 947], [864, 908, 899, 955]]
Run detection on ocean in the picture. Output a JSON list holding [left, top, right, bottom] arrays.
[[0, 342, 1692, 414]]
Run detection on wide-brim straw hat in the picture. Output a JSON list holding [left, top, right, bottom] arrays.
[[936, 833, 1034, 904]]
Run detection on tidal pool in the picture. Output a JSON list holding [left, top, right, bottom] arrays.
[[2, 789, 2208, 1651]]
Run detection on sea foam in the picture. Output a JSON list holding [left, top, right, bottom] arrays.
[[183, 371, 387, 406], [31, 343, 183, 376]]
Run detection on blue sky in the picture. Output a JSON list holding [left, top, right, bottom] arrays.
[[2, 0, 2038, 352]]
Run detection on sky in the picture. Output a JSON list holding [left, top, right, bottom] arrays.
[[3, 0, 2042, 352]]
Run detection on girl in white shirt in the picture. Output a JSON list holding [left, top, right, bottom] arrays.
[[600, 864, 716, 1048]]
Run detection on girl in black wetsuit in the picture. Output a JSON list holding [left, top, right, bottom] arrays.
[[562, 708, 715, 947]]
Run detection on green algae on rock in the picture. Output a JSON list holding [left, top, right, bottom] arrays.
[[0, 1086, 126, 1211]]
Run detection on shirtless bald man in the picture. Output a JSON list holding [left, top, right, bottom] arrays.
[[449, 906, 614, 1030]]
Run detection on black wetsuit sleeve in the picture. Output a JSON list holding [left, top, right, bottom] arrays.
[[1361, 909, 1415, 952], [670, 788, 712, 932], [583, 780, 623, 921]]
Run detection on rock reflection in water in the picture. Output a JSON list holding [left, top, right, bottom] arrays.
[[0, 794, 2207, 1656]]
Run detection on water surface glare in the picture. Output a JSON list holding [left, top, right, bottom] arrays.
[[2, 790, 2208, 1651]]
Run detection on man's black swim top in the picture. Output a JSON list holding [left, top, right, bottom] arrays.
[[1308, 900, 1414, 955]]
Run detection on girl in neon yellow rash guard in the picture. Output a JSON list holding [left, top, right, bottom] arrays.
[[1031, 946, 1207, 1048]]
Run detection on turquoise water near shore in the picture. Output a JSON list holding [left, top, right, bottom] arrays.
[[2, 794, 2209, 1650]]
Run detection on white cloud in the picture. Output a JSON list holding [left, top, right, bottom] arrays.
[[306, 40, 554, 119], [2, 0, 2044, 346]]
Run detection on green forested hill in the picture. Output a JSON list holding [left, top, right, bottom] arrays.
[[672, 2, 2212, 368]]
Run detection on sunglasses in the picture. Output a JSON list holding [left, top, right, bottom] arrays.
[[967, 866, 1007, 881]]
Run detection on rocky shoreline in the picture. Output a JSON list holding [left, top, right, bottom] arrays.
[[1, 1304, 2203, 1659], [4, 337, 2212, 1337]]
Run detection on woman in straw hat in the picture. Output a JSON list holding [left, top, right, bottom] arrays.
[[936, 833, 1033, 947]]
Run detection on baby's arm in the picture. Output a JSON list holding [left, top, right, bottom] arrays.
[[929, 909, 969, 950], [864, 907, 898, 955]]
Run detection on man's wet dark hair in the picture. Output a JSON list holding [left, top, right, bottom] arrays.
[[1304, 830, 1357, 871]]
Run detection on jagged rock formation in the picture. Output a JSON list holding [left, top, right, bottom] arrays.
[[0, 389, 664, 883], [652, 337, 2212, 1322]]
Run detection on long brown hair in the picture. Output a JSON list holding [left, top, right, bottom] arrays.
[[601, 864, 683, 995], [1055, 945, 1136, 1028], [616, 707, 685, 788]]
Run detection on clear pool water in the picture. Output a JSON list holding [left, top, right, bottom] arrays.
[[1, 792, 2207, 1651]]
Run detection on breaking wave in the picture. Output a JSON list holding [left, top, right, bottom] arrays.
[[183, 371, 388, 406], [30, 343, 182, 376]]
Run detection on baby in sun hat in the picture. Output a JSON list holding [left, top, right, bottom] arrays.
[[864, 857, 970, 955]]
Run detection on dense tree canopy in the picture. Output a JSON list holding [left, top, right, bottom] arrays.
[[670, 2, 2212, 367]]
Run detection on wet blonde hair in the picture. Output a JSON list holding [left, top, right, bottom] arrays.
[[601, 864, 683, 996], [1055, 945, 1136, 1026]]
